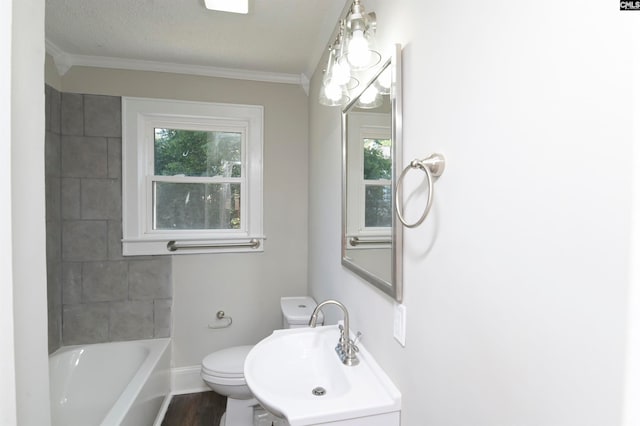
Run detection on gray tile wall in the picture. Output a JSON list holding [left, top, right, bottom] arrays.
[[45, 86, 173, 351], [46, 85, 62, 354]]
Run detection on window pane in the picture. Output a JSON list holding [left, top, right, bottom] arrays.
[[154, 182, 241, 230], [365, 185, 392, 228], [154, 128, 242, 177], [363, 138, 391, 180]]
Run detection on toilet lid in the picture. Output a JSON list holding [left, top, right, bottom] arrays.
[[202, 345, 253, 378]]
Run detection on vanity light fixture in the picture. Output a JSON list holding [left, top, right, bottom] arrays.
[[343, 0, 380, 71], [204, 0, 248, 14], [319, 0, 381, 107], [323, 22, 358, 90], [320, 21, 357, 106], [319, 77, 350, 107]]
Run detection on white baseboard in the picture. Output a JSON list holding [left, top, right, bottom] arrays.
[[171, 365, 210, 395]]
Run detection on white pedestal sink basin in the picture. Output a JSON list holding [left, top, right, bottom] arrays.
[[244, 325, 401, 426]]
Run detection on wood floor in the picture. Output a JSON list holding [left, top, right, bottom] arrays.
[[161, 391, 227, 426]]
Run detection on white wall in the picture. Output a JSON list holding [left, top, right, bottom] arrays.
[[309, 1, 636, 425], [0, 0, 17, 422], [6, 0, 52, 424], [623, 16, 640, 426], [55, 67, 310, 367]]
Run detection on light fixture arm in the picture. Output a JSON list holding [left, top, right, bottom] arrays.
[[346, 0, 376, 34]]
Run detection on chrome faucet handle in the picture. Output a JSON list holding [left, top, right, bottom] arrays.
[[347, 332, 362, 354], [338, 324, 349, 344], [339, 326, 361, 345], [352, 331, 362, 345]]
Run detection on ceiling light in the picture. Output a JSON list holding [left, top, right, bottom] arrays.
[[204, 0, 248, 14]]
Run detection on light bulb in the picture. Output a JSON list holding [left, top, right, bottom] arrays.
[[359, 86, 378, 105], [324, 82, 343, 102], [331, 60, 351, 86], [347, 29, 370, 68]]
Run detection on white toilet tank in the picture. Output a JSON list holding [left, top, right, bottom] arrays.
[[280, 296, 323, 329]]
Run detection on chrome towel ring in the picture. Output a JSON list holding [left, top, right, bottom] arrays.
[[394, 153, 446, 228]]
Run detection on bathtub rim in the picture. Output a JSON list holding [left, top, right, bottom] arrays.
[[49, 338, 171, 426]]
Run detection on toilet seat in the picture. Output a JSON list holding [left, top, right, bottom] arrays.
[[201, 345, 254, 401], [201, 345, 253, 380]]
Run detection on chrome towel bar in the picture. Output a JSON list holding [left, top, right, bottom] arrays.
[[167, 238, 261, 252], [348, 236, 392, 246]]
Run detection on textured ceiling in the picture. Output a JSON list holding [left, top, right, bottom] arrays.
[[45, 0, 345, 80]]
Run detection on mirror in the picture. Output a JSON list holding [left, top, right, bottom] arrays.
[[342, 45, 402, 302]]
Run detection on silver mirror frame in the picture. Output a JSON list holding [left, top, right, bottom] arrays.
[[341, 44, 403, 302]]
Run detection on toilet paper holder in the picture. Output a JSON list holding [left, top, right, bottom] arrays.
[[208, 310, 233, 329]]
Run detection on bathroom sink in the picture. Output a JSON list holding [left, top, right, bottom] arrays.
[[244, 325, 401, 426]]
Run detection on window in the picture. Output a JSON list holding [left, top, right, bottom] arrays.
[[362, 136, 392, 228], [345, 111, 391, 244], [122, 97, 263, 255]]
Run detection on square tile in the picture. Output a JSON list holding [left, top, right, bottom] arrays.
[[81, 178, 121, 220], [109, 301, 154, 341], [61, 178, 81, 220], [61, 136, 108, 178], [107, 220, 124, 260], [48, 307, 62, 354], [61, 92, 83, 136], [62, 220, 108, 261], [84, 95, 121, 137], [154, 299, 172, 338], [107, 138, 122, 179], [62, 303, 109, 345], [62, 262, 82, 304], [129, 258, 172, 300], [82, 261, 128, 302], [46, 176, 61, 224], [45, 131, 60, 177]]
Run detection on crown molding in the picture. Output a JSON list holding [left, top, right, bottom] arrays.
[[45, 39, 307, 88], [45, 39, 73, 75]]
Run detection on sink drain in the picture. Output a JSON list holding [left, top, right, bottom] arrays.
[[311, 386, 326, 396]]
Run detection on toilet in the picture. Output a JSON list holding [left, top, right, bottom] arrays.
[[201, 296, 323, 426]]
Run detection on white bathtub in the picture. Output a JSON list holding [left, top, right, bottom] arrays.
[[49, 338, 171, 426]]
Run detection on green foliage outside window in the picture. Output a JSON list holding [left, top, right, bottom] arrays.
[[154, 128, 241, 177], [363, 138, 391, 180], [153, 129, 242, 230], [363, 138, 392, 228]]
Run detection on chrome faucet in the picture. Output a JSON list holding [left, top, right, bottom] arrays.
[[309, 300, 359, 366]]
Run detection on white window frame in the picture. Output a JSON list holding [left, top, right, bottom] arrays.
[[122, 97, 264, 255], [345, 111, 391, 247]]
